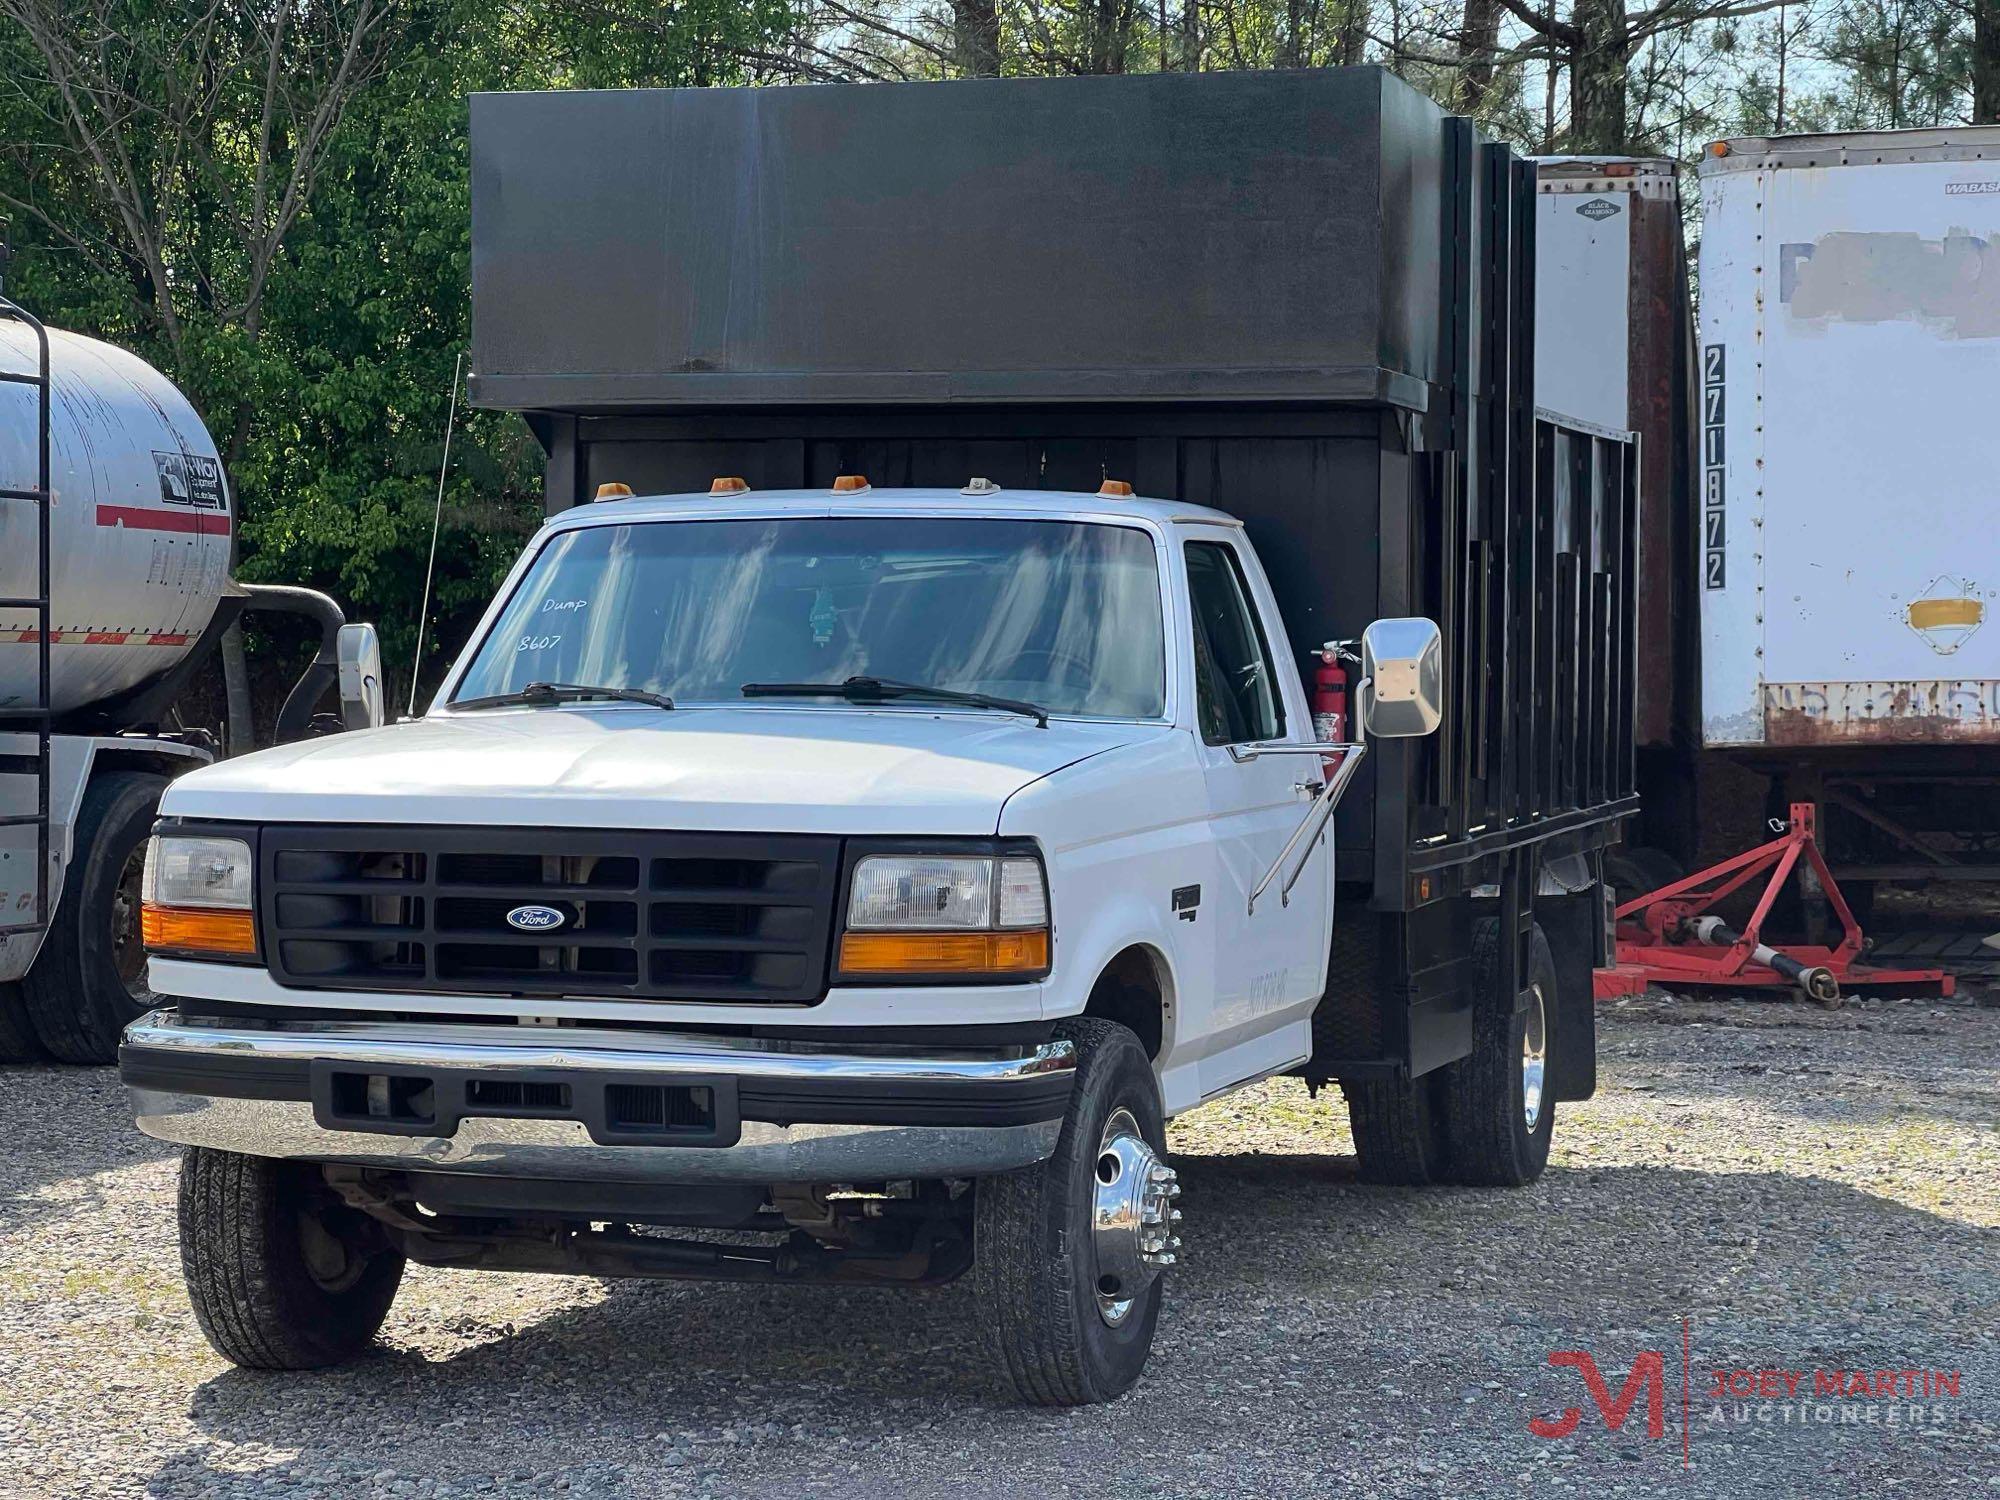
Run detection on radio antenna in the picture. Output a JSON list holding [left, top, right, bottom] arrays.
[[408, 349, 465, 716]]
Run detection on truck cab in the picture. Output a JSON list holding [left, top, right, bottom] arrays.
[[123, 479, 1444, 1401]]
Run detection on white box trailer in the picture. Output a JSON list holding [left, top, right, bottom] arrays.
[[1696, 127, 2000, 900]]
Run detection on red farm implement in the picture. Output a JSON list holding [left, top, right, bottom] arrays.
[[1592, 803, 1954, 1005]]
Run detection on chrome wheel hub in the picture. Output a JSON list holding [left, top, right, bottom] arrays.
[[1521, 981, 1548, 1132], [1090, 1107, 1182, 1327]]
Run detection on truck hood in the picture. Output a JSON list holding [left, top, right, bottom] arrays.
[[160, 705, 1165, 835]]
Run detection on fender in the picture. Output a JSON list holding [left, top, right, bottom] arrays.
[[1045, 893, 1182, 1043]]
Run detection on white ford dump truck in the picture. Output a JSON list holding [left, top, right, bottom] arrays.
[[121, 70, 1642, 1404]]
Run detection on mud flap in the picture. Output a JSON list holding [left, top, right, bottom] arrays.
[[1535, 887, 1600, 1102]]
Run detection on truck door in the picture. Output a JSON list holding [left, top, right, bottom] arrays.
[[1179, 532, 1330, 1089]]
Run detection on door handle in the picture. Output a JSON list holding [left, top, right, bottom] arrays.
[[1293, 779, 1325, 797]]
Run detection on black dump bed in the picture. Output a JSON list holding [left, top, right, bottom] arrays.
[[469, 70, 1444, 411], [468, 71, 1639, 959]]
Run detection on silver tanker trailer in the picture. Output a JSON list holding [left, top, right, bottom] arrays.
[[0, 292, 383, 1063]]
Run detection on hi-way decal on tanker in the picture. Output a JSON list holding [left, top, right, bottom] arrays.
[[152, 449, 224, 510], [91, 446, 231, 536]]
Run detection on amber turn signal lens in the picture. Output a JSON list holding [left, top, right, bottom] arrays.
[[141, 904, 257, 957], [839, 929, 1049, 976]]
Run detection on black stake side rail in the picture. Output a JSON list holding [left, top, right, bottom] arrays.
[[1372, 126, 1640, 912]]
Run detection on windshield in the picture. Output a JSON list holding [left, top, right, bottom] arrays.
[[449, 516, 1168, 719]]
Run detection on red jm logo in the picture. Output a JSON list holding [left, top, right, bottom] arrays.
[[1530, 1351, 1668, 1440]]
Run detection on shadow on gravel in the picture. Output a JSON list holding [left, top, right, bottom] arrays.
[[152, 1154, 1999, 1494], [0, 1063, 176, 1233], [1169, 1151, 2000, 1331]]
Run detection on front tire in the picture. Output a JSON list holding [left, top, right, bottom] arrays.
[[1441, 919, 1558, 1186], [973, 1018, 1176, 1405], [179, 1148, 405, 1370], [22, 770, 168, 1063]]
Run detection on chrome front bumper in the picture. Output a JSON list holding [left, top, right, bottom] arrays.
[[121, 1011, 1074, 1185]]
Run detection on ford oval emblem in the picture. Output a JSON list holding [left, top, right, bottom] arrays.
[[506, 903, 566, 932]]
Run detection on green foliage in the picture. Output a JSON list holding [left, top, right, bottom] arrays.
[[0, 0, 799, 701]]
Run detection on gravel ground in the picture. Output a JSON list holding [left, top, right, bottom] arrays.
[[1, 993, 1995, 1498]]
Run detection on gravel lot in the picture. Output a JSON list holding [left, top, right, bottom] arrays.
[[1, 993, 1995, 1498]]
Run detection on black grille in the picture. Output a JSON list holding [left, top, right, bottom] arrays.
[[259, 826, 840, 1003]]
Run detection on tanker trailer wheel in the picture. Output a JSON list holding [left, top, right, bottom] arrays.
[[1440, 918, 1557, 1187], [180, 1147, 406, 1369], [22, 770, 169, 1063], [973, 1018, 1178, 1405]]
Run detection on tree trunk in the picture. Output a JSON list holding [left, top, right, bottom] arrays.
[[1338, 0, 1364, 65], [1280, 0, 1303, 65], [1087, 0, 1126, 70], [950, 0, 1002, 75], [1773, 2, 1788, 131], [1567, 0, 1630, 152], [1975, 0, 1999, 124], [1455, 0, 1502, 113]]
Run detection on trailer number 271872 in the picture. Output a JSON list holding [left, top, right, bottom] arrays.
[[1702, 344, 1726, 591]]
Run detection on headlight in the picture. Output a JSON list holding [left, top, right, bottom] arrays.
[[141, 834, 258, 959], [839, 852, 1050, 979]]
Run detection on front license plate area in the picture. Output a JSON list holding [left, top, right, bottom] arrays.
[[309, 1063, 742, 1147]]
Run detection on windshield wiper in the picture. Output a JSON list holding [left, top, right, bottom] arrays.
[[452, 681, 675, 712], [741, 675, 1048, 728]]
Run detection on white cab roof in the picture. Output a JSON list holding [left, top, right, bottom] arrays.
[[542, 486, 1244, 534]]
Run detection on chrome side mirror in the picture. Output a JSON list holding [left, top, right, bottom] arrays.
[[1359, 616, 1443, 738], [336, 622, 386, 731]]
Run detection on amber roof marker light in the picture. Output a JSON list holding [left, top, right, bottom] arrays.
[[594, 481, 634, 501], [832, 475, 872, 494], [710, 476, 750, 495], [1098, 479, 1135, 498]]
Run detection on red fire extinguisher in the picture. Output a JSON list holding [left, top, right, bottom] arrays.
[[1312, 642, 1350, 744], [1312, 640, 1357, 773]]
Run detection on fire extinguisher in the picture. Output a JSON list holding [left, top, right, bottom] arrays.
[[1312, 641, 1359, 777], [1312, 641, 1357, 744]]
